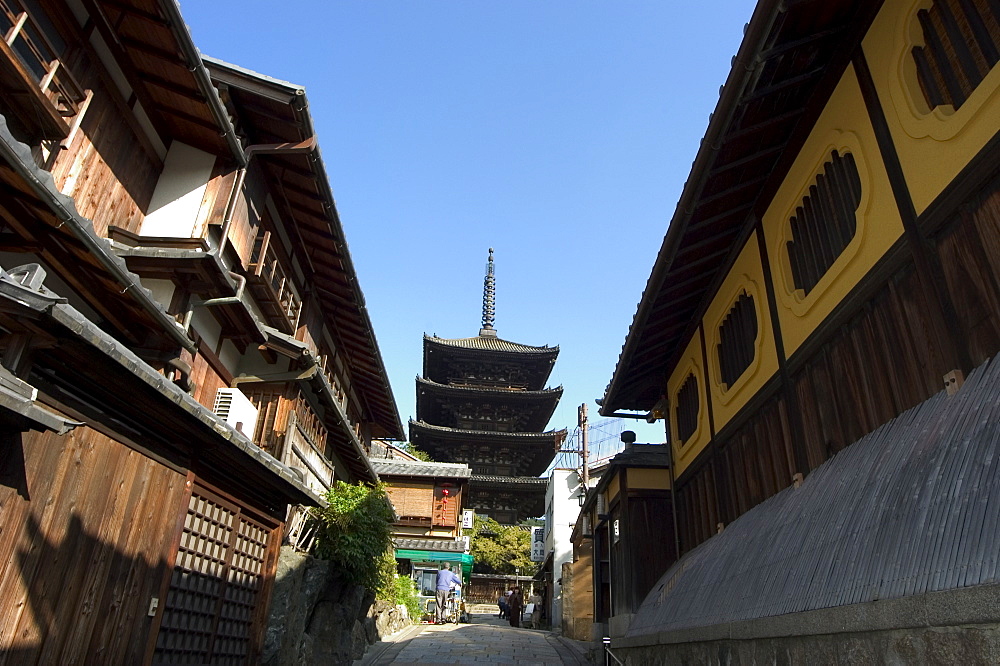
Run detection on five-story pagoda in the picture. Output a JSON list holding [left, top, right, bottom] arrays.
[[410, 249, 565, 524]]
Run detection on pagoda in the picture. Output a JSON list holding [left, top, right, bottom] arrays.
[[410, 249, 565, 524]]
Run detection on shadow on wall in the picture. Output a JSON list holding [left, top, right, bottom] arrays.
[[6, 511, 168, 664]]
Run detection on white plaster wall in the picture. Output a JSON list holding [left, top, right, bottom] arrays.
[[141, 141, 215, 237], [190, 306, 222, 353], [546, 468, 582, 632], [138, 278, 175, 311]]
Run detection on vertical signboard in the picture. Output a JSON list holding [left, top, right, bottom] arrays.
[[531, 527, 545, 562], [461, 509, 474, 529]]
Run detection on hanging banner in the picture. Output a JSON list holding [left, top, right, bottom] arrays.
[[461, 509, 475, 529]]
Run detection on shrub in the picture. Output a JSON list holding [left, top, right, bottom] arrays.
[[394, 574, 422, 620], [311, 481, 395, 596]]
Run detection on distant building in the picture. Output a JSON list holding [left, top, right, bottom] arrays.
[[372, 458, 473, 600], [409, 249, 566, 524]]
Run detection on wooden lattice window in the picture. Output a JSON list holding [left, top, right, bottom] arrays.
[[785, 150, 861, 295], [152, 485, 277, 664], [717, 291, 758, 389], [912, 0, 1000, 110], [675, 374, 699, 444]]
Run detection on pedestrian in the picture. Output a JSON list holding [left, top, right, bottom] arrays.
[[434, 563, 462, 624], [507, 586, 522, 628], [497, 591, 507, 619]]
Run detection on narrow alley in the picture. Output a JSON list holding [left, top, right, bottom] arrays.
[[357, 606, 592, 665]]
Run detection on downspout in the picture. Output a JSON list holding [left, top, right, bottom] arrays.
[[216, 167, 247, 258], [182, 271, 246, 332]]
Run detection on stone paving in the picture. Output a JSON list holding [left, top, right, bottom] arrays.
[[357, 609, 591, 665]]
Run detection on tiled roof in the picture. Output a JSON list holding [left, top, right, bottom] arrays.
[[409, 420, 567, 440], [416, 376, 563, 398], [627, 354, 1000, 638], [371, 459, 471, 479], [424, 334, 558, 355], [471, 475, 548, 486], [394, 538, 466, 553]]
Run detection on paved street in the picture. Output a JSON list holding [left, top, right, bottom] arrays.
[[357, 608, 591, 665]]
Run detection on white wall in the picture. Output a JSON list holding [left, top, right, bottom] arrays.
[[141, 141, 215, 238], [546, 468, 582, 632]]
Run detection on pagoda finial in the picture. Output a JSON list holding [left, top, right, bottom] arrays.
[[480, 247, 497, 337]]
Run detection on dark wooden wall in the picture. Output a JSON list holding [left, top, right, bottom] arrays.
[[0, 425, 187, 665], [673, 142, 1000, 561], [45, 14, 161, 236]]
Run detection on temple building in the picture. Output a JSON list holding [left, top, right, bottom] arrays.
[[409, 250, 566, 524]]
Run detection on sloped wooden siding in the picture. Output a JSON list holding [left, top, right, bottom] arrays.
[[0, 425, 186, 664]]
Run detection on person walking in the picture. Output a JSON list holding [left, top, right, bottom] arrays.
[[434, 563, 462, 624], [507, 586, 523, 628]]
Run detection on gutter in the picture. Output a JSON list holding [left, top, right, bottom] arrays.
[[600, 0, 783, 416], [0, 114, 197, 354], [159, 0, 247, 167], [243, 326, 382, 485]]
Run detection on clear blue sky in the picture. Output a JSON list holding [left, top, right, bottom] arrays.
[[181, 1, 757, 444]]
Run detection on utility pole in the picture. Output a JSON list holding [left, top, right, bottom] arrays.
[[578, 403, 589, 486]]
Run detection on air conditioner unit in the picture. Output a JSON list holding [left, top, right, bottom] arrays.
[[214, 388, 259, 436]]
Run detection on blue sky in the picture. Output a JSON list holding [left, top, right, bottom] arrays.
[[181, 1, 757, 444]]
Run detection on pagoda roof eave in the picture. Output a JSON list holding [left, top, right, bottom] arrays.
[[471, 475, 549, 488], [408, 420, 567, 443], [416, 376, 563, 399], [423, 334, 559, 356]]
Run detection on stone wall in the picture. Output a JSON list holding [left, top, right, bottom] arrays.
[[612, 583, 1000, 665], [263, 546, 411, 665]]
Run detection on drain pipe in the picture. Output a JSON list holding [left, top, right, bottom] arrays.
[[216, 167, 247, 259], [182, 271, 246, 332]]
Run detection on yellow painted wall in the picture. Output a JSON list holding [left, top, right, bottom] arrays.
[[863, 0, 1000, 214], [626, 467, 671, 490], [607, 474, 620, 503], [703, 234, 780, 431], [667, 332, 711, 477], [762, 64, 905, 356]]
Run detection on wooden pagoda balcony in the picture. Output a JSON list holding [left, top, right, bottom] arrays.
[[0, 0, 88, 141], [248, 230, 302, 334]]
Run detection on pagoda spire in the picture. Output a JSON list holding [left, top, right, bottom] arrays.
[[480, 248, 497, 337]]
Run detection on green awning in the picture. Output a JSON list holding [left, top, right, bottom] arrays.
[[395, 549, 474, 582]]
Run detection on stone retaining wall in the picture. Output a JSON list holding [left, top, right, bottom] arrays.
[[612, 584, 1000, 665], [263, 546, 412, 665]]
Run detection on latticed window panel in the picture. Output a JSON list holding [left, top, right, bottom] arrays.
[[717, 291, 758, 389], [675, 374, 700, 444], [912, 0, 1000, 111], [152, 486, 276, 665], [785, 150, 860, 295]]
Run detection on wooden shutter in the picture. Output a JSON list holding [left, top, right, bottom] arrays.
[[386, 482, 434, 520]]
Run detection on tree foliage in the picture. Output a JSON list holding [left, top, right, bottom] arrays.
[[464, 515, 536, 575], [401, 442, 433, 462], [311, 481, 396, 598]]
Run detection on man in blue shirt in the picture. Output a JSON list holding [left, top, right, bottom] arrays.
[[435, 563, 462, 624]]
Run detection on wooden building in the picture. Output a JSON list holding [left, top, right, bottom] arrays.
[[570, 444, 673, 638], [599, 0, 1000, 657], [372, 457, 473, 595], [409, 249, 565, 524], [0, 0, 401, 662]]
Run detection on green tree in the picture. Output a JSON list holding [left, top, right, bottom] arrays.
[[464, 515, 536, 575]]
